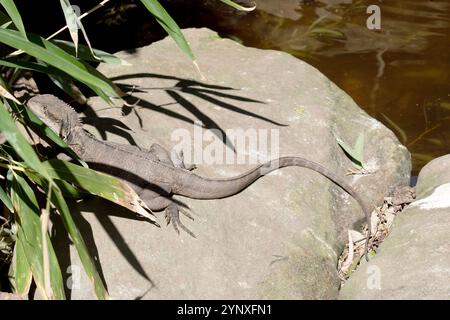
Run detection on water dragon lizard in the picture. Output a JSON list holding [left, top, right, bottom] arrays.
[[27, 94, 372, 257]]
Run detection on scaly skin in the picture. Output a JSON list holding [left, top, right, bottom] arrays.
[[27, 94, 371, 257]]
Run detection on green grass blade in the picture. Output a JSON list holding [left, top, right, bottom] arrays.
[[26, 169, 87, 199], [0, 58, 103, 106], [334, 133, 365, 168], [25, 166, 109, 299], [42, 159, 156, 223], [59, 0, 99, 62], [0, 184, 13, 211], [53, 39, 131, 65], [50, 187, 109, 300], [9, 235, 33, 297], [10, 173, 65, 299], [0, 10, 12, 28], [0, 100, 51, 180], [0, 29, 119, 98], [47, 72, 87, 105], [139, 0, 194, 60], [59, 0, 79, 56], [0, 57, 71, 77], [0, 0, 27, 39], [220, 0, 256, 11]]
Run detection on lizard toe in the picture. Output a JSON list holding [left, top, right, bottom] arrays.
[[165, 204, 196, 238], [180, 208, 194, 221]]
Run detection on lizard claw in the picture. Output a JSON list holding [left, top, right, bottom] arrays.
[[165, 203, 196, 238], [180, 208, 194, 221]]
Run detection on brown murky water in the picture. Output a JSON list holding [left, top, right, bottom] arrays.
[[169, 0, 450, 174]]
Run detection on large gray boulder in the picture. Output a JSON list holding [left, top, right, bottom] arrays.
[[339, 154, 450, 299], [62, 28, 410, 299]]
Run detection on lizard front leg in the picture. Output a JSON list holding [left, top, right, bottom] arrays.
[[149, 143, 196, 171]]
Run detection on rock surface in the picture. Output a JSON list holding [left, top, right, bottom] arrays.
[[339, 154, 450, 300], [63, 28, 410, 299]]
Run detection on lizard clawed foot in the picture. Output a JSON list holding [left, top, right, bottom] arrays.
[[164, 203, 196, 238]]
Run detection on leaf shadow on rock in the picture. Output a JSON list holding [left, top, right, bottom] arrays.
[[104, 73, 287, 151], [59, 197, 159, 299], [50, 204, 110, 300], [79, 106, 139, 146]]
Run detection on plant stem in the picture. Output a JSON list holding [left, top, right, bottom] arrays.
[[41, 184, 53, 299], [7, 0, 112, 58]]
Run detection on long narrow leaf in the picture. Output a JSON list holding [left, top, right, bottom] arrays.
[[42, 159, 156, 223], [47, 73, 87, 105], [26, 169, 87, 199], [0, 29, 120, 99], [0, 0, 27, 39], [0, 10, 12, 28], [0, 100, 51, 180], [0, 58, 92, 106], [59, 0, 80, 56], [53, 40, 131, 65], [50, 187, 109, 299], [139, 0, 194, 60], [0, 184, 13, 211], [0, 82, 20, 103], [10, 173, 65, 299], [220, 0, 256, 11], [0, 58, 73, 79], [335, 133, 365, 168], [9, 235, 33, 297], [60, 0, 102, 61], [25, 165, 110, 299]]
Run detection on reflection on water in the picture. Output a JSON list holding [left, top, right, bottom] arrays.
[[174, 0, 450, 174]]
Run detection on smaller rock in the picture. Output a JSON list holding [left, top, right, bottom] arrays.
[[339, 154, 450, 300]]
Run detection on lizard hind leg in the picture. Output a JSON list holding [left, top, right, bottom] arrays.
[[165, 202, 196, 238], [140, 190, 196, 238]]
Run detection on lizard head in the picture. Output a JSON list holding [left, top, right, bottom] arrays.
[[27, 94, 80, 139]]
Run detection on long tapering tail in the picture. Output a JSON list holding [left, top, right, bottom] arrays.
[[175, 157, 372, 259]]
